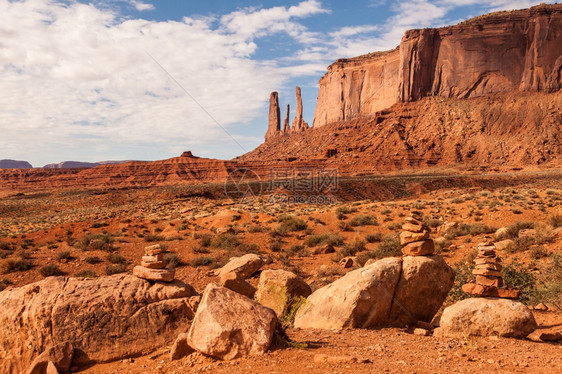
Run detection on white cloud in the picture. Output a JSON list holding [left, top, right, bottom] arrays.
[[131, 1, 154, 12], [0, 0, 327, 165]]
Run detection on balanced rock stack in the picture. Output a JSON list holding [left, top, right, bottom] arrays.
[[461, 241, 520, 298], [133, 244, 175, 282], [400, 212, 434, 256]]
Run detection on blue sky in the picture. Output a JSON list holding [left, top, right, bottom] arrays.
[[0, 0, 555, 166]]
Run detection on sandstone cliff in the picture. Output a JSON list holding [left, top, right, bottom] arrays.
[[313, 3, 562, 127]]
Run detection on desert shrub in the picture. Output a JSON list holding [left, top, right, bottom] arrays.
[[270, 239, 283, 252], [105, 264, 126, 275], [191, 256, 215, 267], [422, 217, 441, 228], [20, 238, 35, 249], [164, 253, 184, 268], [530, 246, 550, 260], [340, 238, 366, 256], [304, 233, 344, 247], [0, 249, 13, 259], [56, 250, 72, 262], [84, 256, 102, 264], [446, 260, 475, 305], [350, 214, 378, 227], [502, 262, 537, 305], [0, 241, 12, 251], [387, 222, 402, 230], [193, 245, 210, 254], [335, 206, 355, 220], [107, 253, 126, 264], [3, 257, 32, 273], [444, 223, 495, 240], [279, 294, 308, 329], [75, 233, 114, 251], [504, 221, 535, 239], [195, 233, 212, 247], [247, 225, 267, 233], [371, 234, 401, 259], [434, 238, 452, 253], [505, 236, 535, 253], [74, 270, 97, 278], [338, 221, 354, 232], [548, 213, 562, 228], [211, 233, 240, 250], [277, 215, 308, 232], [231, 214, 241, 221], [91, 221, 108, 228], [39, 263, 63, 277], [365, 233, 382, 243], [535, 254, 562, 305], [144, 234, 165, 243]]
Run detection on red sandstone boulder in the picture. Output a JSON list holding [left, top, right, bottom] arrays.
[[187, 284, 277, 360]]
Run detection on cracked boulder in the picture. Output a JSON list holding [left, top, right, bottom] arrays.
[[0, 274, 198, 373], [293, 255, 454, 330]]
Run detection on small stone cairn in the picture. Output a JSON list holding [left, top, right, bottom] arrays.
[[133, 244, 175, 282], [461, 241, 520, 298], [400, 212, 435, 256]]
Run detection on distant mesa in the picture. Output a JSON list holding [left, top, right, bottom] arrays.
[[180, 151, 199, 158], [43, 160, 133, 169], [0, 159, 33, 169]]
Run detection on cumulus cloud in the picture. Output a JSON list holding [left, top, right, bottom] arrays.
[[131, 1, 154, 12], [0, 0, 328, 165]]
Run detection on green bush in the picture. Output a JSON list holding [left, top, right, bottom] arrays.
[[164, 253, 184, 268], [350, 214, 378, 227], [56, 250, 72, 262], [502, 262, 537, 305], [191, 256, 215, 267], [3, 257, 32, 273], [107, 253, 126, 264], [144, 234, 165, 243], [277, 215, 308, 232], [304, 233, 344, 247], [548, 213, 562, 228], [340, 238, 366, 256], [39, 263, 63, 277], [74, 270, 97, 278], [446, 260, 475, 305], [75, 233, 114, 251], [371, 234, 401, 259], [84, 256, 102, 264], [365, 233, 382, 243], [105, 264, 126, 275], [211, 233, 240, 249]]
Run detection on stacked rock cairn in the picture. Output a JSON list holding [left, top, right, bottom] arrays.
[[400, 212, 434, 256], [133, 244, 175, 282], [461, 240, 520, 298]]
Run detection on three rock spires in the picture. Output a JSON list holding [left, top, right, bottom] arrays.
[[265, 86, 309, 141]]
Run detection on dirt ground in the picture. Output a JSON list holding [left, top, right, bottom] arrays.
[[1, 172, 561, 373]]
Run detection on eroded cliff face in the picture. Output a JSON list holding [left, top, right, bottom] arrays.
[[313, 4, 562, 128]]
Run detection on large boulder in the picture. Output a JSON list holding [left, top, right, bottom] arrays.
[[255, 269, 312, 317], [187, 284, 277, 360], [216, 254, 264, 279], [389, 255, 455, 326], [294, 255, 455, 330], [294, 257, 402, 329], [437, 297, 537, 338], [0, 274, 198, 373]]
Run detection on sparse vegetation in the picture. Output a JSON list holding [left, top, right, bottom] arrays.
[[74, 270, 97, 278], [349, 214, 378, 227], [191, 256, 216, 267], [39, 263, 63, 277], [304, 233, 343, 247], [105, 264, 126, 275]]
